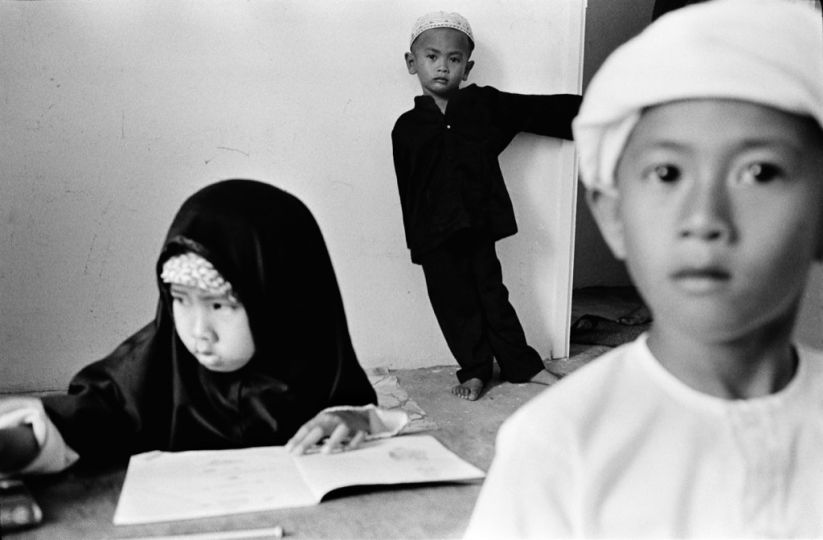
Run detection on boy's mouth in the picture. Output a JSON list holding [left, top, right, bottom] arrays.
[[670, 267, 731, 293]]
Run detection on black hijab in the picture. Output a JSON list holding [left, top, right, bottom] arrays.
[[43, 180, 376, 464]]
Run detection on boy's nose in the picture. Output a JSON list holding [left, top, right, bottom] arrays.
[[677, 182, 734, 242]]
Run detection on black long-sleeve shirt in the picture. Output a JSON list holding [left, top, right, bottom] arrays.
[[391, 84, 581, 264]]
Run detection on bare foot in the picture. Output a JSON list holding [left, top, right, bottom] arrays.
[[451, 378, 484, 401], [530, 369, 561, 386]]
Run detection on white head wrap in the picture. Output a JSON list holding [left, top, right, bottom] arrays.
[[160, 252, 236, 300], [410, 11, 474, 50], [573, 0, 823, 192]]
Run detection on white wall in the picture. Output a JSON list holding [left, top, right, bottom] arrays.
[[0, 0, 584, 392]]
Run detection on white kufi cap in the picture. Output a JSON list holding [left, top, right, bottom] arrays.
[[410, 11, 474, 49]]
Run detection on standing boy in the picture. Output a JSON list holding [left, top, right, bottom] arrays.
[[392, 11, 581, 401], [465, 0, 823, 536]]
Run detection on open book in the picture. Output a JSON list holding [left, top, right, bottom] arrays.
[[113, 434, 485, 525]]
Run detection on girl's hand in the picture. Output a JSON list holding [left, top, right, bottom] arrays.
[[286, 410, 371, 455]]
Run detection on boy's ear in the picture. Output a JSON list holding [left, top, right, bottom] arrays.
[[405, 52, 417, 75], [585, 187, 627, 260], [462, 60, 475, 81]]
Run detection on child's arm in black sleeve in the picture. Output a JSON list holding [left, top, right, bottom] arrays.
[[492, 88, 582, 142], [42, 324, 162, 466], [391, 126, 414, 250]]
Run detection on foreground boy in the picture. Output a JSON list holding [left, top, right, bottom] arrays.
[[465, 0, 823, 536], [392, 11, 581, 400]]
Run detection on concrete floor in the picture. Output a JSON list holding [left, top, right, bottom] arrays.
[[378, 342, 612, 471]]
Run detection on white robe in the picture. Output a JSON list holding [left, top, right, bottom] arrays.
[[465, 335, 823, 538]]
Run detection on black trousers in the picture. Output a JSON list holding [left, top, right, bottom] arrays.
[[420, 231, 544, 384]]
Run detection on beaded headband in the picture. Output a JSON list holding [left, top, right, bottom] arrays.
[[160, 252, 236, 300]]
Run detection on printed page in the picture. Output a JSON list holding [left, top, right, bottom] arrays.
[[113, 446, 316, 525], [294, 434, 485, 501]]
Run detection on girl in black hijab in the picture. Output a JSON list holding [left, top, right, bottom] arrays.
[[0, 180, 401, 474]]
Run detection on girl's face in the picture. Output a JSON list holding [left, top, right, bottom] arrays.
[[406, 28, 474, 100], [594, 99, 823, 343], [169, 283, 256, 372]]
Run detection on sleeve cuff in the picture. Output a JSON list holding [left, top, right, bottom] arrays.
[[0, 398, 79, 475], [321, 404, 409, 439]]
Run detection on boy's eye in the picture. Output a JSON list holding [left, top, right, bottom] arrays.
[[739, 162, 782, 184], [426, 54, 436, 60], [646, 164, 680, 183]]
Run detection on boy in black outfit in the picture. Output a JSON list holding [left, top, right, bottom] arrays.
[[391, 11, 581, 400]]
